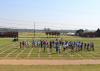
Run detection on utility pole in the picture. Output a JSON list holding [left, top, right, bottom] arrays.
[[34, 22, 35, 38]]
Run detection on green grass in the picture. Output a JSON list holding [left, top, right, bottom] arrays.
[[0, 33, 100, 71], [0, 32, 100, 59], [0, 65, 100, 71]]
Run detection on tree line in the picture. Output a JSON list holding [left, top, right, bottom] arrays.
[[75, 28, 100, 37]]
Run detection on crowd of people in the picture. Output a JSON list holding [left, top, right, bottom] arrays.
[[20, 39, 94, 53], [20, 40, 30, 48]]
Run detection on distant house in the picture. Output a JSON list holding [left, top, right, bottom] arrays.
[[45, 31, 60, 36], [81, 32, 95, 37], [0, 32, 18, 38], [67, 32, 75, 36]]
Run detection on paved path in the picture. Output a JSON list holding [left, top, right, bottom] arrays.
[[0, 59, 100, 65]]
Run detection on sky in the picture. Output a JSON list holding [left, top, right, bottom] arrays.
[[0, 0, 100, 30]]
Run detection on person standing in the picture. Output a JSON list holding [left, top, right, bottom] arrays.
[[58, 41, 62, 54], [43, 40, 46, 52], [45, 40, 48, 49], [22, 41, 25, 48], [63, 41, 66, 52], [84, 43, 87, 50], [55, 39, 59, 53], [90, 42, 94, 51], [49, 40, 52, 53], [32, 40, 35, 48], [20, 41, 22, 48], [40, 40, 43, 48], [25, 40, 29, 48], [87, 43, 90, 51]]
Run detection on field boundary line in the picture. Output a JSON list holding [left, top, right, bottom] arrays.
[[0, 48, 13, 54], [4, 42, 19, 58], [76, 53, 83, 57], [85, 52, 95, 57], [0, 42, 18, 54], [15, 49, 26, 58], [47, 48, 52, 57], [0, 43, 15, 52], [89, 51, 98, 57], [0, 42, 13, 47], [38, 48, 40, 57], [4, 49, 18, 58], [27, 48, 33, 58]]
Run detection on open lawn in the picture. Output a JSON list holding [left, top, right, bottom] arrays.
[[0, 32, 100, 59], [0, 33, 100, 71]]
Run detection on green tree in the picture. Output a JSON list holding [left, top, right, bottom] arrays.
[[95, 28, 100, 37], [75, 29, 84, 36]]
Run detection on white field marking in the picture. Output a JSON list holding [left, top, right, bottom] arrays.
[[0, 42, 12, 47], [47, 48, 52, 57], [38, 48, 41, 57], [82, 51, 96, 57], [81, 53, 94, 57], [76, 53, 84, 58], [1, 42, 19, 55], [0, 47, 7, 51], [38, 48, 41, 53], [87, 52, 97, 57], [77, 54, 82, 57], [86, 53, 94, 57], [93, 52, 100, 56], [27, 48, 33, 58], [4, 49, 18, 58], [0, 43, 14, 51], [37, 54, 40, 57], [15, 49, 26, 58], [48, 54, 52, 58], [64, 50, 74, 57], [58, 54, 63, 57], [80, 51, 93, 57], [63, 51, 69, 57], [69, 54, 74, 57], [91, 46, 100, 56], [57, 49, 63, 57], [69, 52, 75, 57], [0, 48, 13, 54], [13, 42, 19, 47]]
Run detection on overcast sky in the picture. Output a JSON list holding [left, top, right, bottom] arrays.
[[0, 0, 100, 30]]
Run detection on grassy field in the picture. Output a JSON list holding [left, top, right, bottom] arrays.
[[0, 32, 100, 71], [0, 65, 100, 71], [0, 32, 100, 59]]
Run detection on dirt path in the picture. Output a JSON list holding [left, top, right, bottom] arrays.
[[0, 59, 100, 65]]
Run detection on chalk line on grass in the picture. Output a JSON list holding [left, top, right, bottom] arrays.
[[27, 48, 33, 58], [38, 48, 41, 57], [15, 49, 25, 58], [4, 49, 18, 58], [0, 43, 14, 52], [0, 48, 13, 54]]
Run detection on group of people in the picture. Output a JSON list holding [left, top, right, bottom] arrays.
[[20, 40, 30, 48], [20, 39, 94, 54]]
